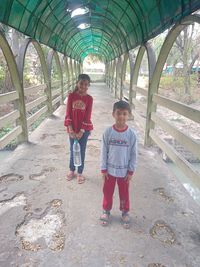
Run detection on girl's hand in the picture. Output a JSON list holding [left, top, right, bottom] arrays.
[[68, 126, 75, 139], [68, 125, 73, 133], [69, 132, 75, 139], [76, 131, 84, 140]]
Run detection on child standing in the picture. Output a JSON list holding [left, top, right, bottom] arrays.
[[64, 74, 93, 184], [100, 100, 137, 228]]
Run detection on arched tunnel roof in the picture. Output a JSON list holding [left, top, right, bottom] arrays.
[[0, 0, 200, 62]]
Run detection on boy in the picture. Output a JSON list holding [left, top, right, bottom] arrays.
[[100, 100, 137, 228]]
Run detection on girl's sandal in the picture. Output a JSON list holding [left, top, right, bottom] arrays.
[[121, 212, 130, 229], [67, 171, 75, 181], [77, 174, 85, 184], [100, 211, 110, 226]]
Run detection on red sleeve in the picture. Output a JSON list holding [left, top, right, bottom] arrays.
[[81, 96, 93, 131], [64, 93, 73, 127]]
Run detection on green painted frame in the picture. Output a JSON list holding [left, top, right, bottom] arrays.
[[0, 30, 28, 143]]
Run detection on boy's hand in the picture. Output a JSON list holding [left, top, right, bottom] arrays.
[[125, 174, 133, 182], [102, 172, 109, 182]]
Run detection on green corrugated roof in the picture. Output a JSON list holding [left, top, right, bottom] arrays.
[[0, 0, 199, 61]]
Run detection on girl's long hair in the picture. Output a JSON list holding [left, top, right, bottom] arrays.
[[73, 85, 79, 92]]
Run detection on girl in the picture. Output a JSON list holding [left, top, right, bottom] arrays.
[[64, 74, 93, 184]]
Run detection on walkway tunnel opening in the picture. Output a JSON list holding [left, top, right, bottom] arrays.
[[83, 54, 105, 82]]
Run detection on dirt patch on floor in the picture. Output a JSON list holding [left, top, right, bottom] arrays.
[[0, 173, 24, 183], [16, 200, 65, 251], [150, 220, 176, 245]]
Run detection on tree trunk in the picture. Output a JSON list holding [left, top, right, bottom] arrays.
[[182, 28, 191, 95], [183, 53, 190, 94]]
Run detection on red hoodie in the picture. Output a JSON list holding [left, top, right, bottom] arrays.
[[64, 92, 93, 133]]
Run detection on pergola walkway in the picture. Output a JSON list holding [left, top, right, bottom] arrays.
[[0, 83, 200, 267]]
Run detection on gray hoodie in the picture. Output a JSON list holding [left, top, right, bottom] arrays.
[[101, 125, 137, 178]]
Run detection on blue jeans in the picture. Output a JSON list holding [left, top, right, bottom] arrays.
[[69, 131, 90, 174]]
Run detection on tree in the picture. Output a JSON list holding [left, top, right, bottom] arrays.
[[0, 25, 26, 92], [174, 24, 200, 94]]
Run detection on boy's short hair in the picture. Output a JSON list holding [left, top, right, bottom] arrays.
[[113, 100, 131, 114]]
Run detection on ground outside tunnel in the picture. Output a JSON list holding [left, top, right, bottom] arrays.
[[0, 83, 200, 267]]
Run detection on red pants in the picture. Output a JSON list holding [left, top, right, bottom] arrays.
[[103, 174, 130, 212]]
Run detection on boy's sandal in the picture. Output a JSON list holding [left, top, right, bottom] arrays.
[[77, 174, 85, 184], [121, 212, 130, 229], [100, 211, 110, 226], [67, 172, 75, 181]]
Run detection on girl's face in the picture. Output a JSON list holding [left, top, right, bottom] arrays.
[[77, 79, 90, 95]]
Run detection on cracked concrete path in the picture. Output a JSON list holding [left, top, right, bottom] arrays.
[[0, 83, 200, 267]]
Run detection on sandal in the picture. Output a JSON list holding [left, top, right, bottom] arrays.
[[77, 174, 85, 184], [67, 171, 75, 181], [100, 211, 110, 226], [121, 212, 130, 229]]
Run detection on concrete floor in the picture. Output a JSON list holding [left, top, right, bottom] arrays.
[[0, 83, 200, 267]]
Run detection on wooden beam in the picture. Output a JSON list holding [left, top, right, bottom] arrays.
[[153, 94, 200, 123], [0, 126, 22, 150], [27, 106, 47, 127], [52, 89, 61, 97], [0, 110, 20, 128], [151, 112, 200, 159], [0, 91, 18, 104], [136, 86, 148, 97], [26, 96, 47, 112], [52, 95, 61, 106], [150, 130, 200, 189], [24, 84, 46, 96], [51, 80, 61, 87]]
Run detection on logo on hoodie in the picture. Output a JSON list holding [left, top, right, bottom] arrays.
[[109, 138, 128, 146]]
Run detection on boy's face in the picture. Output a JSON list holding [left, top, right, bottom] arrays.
[[112, 108, 129, 125]]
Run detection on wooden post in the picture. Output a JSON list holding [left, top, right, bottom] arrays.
[[144, 43, 157, 145], [128, 51, 136, 109], [69, 58, 74, 89], [112, 60, 116, 94], [115, 58, 122, 99], [64, 57, 70, 91], [108, 61, 112, 89], [47, 50, 63, 105], [120, 53, 129, 100]]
